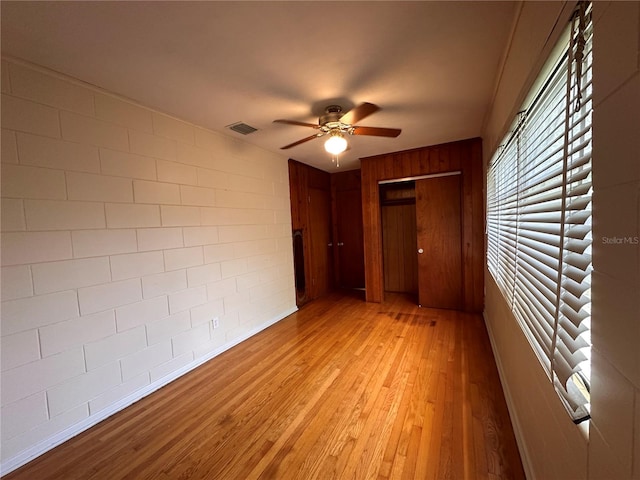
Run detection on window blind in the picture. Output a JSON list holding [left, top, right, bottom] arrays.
[[487, 1, 592, 423]]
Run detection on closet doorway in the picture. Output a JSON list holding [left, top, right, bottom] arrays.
[[380, 182, 418, 296], [380, 172, 463, 310]]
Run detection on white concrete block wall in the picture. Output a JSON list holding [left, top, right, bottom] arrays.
[[589, 2, 640, 479], [31, 257, 112, 294], [71, 229, 138, 258], [0, 58, 296, 472]]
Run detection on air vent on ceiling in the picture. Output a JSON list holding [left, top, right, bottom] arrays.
[[227, 122, 258, 135]]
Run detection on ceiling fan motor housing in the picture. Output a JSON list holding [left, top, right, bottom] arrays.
[[320, 105, 345, 127], [320, 105, 352, 134]]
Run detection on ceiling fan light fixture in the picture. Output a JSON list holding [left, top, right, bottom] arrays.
[[324, 131, 347, 155], [275, 102, 401, 157]]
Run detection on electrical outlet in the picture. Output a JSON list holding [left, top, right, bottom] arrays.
[[212, 317, 219, 329]]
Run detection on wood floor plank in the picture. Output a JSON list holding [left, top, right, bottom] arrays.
[[4, 291, 524, 480]]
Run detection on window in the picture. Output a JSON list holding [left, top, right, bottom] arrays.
[[487, 1, 592, 423]]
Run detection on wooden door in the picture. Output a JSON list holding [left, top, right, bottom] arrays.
[[308, 187, 333, 298], [416, 174, 463, 309], [334, 188, 365, 288], [381, 203, 418, 293]]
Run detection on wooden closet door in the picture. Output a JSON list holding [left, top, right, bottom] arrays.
[[381, 203, 418, 294], [335, 188, 365, 289], [416, 174, 463, 309], [308, 187, 333, 298]]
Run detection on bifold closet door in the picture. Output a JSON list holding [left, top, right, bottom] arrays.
[[416, 174, 463, 309]]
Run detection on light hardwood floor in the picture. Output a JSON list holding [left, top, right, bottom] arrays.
[[4, 291, 525, 480]]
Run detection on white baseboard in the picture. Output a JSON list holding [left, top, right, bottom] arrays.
[[482, 311, 534, 480], [1, 306, 298, 476]]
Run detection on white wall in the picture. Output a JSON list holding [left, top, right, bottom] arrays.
[[0, 58, 296, 473], [483, 2, 640, 479], [589, 2, 640, 478]]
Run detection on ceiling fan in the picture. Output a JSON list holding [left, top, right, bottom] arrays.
[[273, 102, 401, 154]]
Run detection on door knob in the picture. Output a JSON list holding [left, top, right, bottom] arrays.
[[328, 243, 333, 247], [418, 248, 424, 254]]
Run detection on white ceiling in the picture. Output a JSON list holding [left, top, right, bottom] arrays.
[[1, 1, 518, 172]]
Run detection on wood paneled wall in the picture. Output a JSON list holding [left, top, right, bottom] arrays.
[[360, 138, 484, 312]]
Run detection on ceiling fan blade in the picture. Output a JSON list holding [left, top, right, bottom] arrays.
[[352, 126, 401, 137], [273, 119, 320, 129], [280, 133, 322, 150], [339, 102, 380, 125]]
